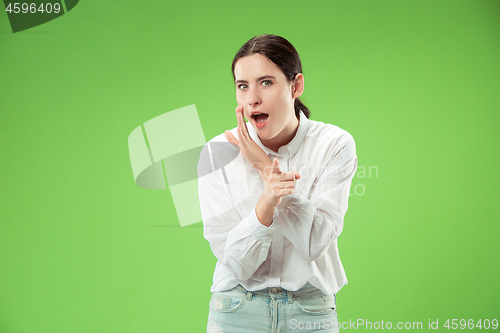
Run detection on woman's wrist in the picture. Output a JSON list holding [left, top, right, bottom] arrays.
[[255, 193, 278, 227], [257, 159, 273, 182]]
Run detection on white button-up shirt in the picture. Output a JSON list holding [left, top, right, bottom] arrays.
[[197, 110, 358, 296]]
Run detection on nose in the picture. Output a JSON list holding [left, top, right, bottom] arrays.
[[247, 87, 262, 107]]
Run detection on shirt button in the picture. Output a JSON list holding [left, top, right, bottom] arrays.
[[272, 271, 278, 277], [275, 243, 280, 247]]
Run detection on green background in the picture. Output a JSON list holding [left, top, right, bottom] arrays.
[[1, 0, 499, 332]]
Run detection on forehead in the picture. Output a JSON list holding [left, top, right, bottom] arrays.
[[234, 53, 284, 80]]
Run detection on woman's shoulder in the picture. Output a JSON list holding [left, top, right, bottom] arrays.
[[306, 118, 355, 147], [303, 118, 357, 163]]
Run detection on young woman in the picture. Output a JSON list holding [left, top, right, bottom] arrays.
[[198, 34, 358, 333]]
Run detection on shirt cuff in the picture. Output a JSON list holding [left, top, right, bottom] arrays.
[[276, 194, 295, 211], [239, 206, 275, 242]]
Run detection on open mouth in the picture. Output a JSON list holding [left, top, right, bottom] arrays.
[[251, 113, 269, 128]]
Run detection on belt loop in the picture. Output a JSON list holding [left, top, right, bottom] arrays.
[[287, 290, 293, 304], [246, 291, 254, 301]]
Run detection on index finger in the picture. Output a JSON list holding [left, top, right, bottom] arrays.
[[272, 158, 282, 174]]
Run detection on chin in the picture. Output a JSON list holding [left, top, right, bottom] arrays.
[[258, 130, 278, 141]]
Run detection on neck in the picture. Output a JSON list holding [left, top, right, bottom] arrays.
[[260, 115, 300, 153]]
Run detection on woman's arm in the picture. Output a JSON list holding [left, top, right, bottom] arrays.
[[255, 157, 300, 226], [275, 133, 358, 262], [198, 150, 275, 281]]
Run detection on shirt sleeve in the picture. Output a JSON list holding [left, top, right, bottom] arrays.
[[198, 145, 275, 281], [275, 132, 358, 262]]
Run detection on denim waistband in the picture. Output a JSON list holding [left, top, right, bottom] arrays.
[[224, 282, 324, 300]]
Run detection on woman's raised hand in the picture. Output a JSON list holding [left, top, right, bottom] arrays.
[[224, 106, 272, 172]]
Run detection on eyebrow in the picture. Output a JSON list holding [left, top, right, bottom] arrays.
[[235, 75, 276, 84]]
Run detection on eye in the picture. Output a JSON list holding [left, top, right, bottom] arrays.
[[237, 84, 248, 90], [262, 80, 272, 87]]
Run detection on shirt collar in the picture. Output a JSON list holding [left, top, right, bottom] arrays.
[[247, 109, 309, 158]]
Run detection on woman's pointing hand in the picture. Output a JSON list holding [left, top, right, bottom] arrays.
[[255, 158, 301, 225], [261, 158, 300, 208]]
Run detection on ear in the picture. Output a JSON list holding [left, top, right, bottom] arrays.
[[291, 73, 304, 99]]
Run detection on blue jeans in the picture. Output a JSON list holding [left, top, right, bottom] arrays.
[[207, 283, 339, 333]]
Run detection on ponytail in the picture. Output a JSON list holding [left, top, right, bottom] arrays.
[[294, 98, 310, 119]]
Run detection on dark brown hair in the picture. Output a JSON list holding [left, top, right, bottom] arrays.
[[231, 34, 311, 119]]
